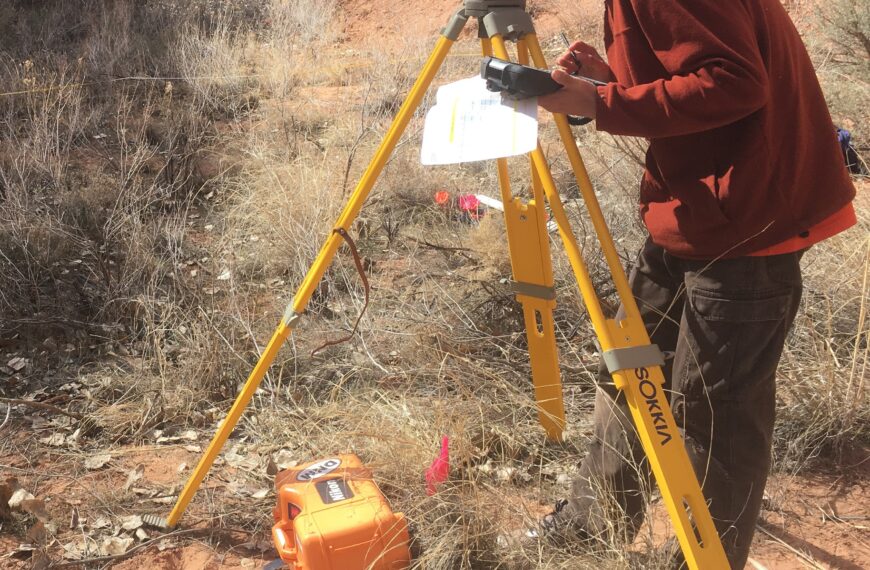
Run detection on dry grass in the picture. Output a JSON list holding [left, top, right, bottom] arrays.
[[0, 0, 867, 568]]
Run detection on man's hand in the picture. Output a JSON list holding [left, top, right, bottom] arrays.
[[538, 68, 599, 119], [556, 41, 612, 83]]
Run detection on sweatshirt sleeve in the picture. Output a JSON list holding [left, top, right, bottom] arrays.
[[596, 0, 769, 138]]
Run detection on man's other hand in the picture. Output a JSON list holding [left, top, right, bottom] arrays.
[[556, 41, 612, 83], [538, 69, 599, 119]]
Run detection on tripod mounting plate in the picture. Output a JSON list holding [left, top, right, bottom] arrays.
[[464, 0, 526, 14]]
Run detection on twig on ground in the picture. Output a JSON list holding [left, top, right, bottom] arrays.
[[50, 527, 254, 568], [405, 235, 472, 253], [0, 398, 84, 421], [0, 403, 10, 430]]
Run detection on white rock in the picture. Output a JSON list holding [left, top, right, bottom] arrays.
[[124, 464, 145, 491], [225, 449, 259, 470], [120, 515, 143, 530], [91, 517, 111, 529], [273, 450, 298, 470], [100, 536, 133, 556], [62, 540, 86, 560], [6, 357, 29, 371], [180, 430, 198, 441], [8, 488, 35, 508], [39, 433, 66, 447], [84, 454, 112, 470]]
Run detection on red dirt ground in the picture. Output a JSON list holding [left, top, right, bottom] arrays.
[[2, 439, 867, 569], [640, 462, 870, 570]]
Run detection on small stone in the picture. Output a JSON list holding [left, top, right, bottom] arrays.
[[38, 433, 66, 447], [84, 454, 112, 470], [6, 357, 28, 371], [120, 515, 143, 530], [180, 430, 198, 441], [100, 536, 133, 556], [8, 488, 35, 509], [124, 465, 145, 491], [273, 450, 297, 471]]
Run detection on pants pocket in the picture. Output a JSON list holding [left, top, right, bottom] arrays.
[[689, 287, 793, 323], [678, 283, 796, 405]]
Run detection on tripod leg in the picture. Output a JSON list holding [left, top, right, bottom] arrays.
[[162, 33, 460, 529], [516, 32, 729, 570], [515, 38, 567, 439], [480, 38, 567, 442], [501, 169, 567, 441], [522, 167, 568, 440]]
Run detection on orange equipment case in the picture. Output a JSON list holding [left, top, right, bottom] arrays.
[[272, 454, 411, 570]]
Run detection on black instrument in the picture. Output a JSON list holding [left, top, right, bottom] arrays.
[[480, 56, 605, 125]]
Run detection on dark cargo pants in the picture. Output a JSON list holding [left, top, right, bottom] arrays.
[[564, 238, 804, 569]]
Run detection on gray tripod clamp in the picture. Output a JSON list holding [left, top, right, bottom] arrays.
[[443, 0, 536, 42]]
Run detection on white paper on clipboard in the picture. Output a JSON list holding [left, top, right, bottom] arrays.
[[420, 76, 538, 165]]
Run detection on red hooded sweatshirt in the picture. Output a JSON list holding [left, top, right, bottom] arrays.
[[595, 0, 856, 259]]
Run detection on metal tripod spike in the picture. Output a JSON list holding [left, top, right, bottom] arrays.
[[152, 2, 729, 568]]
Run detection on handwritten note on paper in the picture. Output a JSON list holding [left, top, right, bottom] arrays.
[[420, 76, 538, 166]]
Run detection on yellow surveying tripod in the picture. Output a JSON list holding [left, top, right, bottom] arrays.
[[151, 2, 729, 568]]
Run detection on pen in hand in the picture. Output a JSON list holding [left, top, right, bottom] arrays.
[[558, 32, 606, 87], [560, 32, 583, 75]]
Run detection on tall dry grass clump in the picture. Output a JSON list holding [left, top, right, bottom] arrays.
[[0, 1, 269, 430]]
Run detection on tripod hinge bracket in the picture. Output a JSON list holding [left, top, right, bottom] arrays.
[[602, 344, 665, 374], [511, 281, 556, 301], [443, 11, 469, 41]]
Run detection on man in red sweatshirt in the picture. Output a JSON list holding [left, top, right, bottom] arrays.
[[538, 0, 856, 567]]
